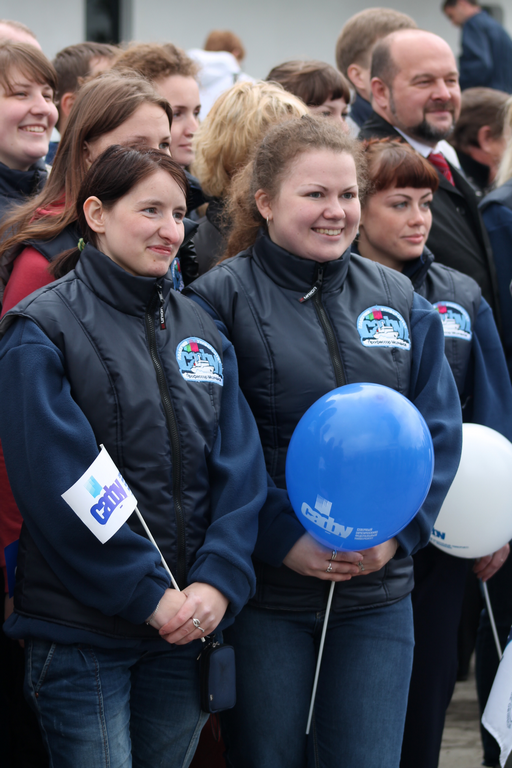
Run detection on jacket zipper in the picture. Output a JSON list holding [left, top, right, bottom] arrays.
[[145, 284, 186, 588], [301, 265, 347, 607], [301, 265, 346, 388]]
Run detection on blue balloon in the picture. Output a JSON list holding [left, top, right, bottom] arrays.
[[285, 383, 434, 551]]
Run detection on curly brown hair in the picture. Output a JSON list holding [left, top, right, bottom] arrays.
[[223, 116, 368, 260]]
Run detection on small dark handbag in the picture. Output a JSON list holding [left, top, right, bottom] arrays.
[[199, 638, 236, 713]]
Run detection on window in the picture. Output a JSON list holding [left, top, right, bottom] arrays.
[[86, 0, 132, 44]]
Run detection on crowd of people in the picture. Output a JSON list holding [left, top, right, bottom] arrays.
[[0, 3, 512, 767]]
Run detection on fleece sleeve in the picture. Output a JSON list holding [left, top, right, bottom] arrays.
[[463, 298, 512, 441], [0, 440, 23, 584], [459, 18, 494, 89], [394, 293, 463, 558], [187, 332, 268, 625], [0, 319, 170, 625]]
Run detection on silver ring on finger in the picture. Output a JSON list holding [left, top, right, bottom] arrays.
[[331, 550, 337, 561], [358, 561, 365, 572], [192, 617, 205, 633], [326, 562, 333, 573]]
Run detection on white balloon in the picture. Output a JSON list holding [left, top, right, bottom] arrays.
[[430, 423, 512, 558]]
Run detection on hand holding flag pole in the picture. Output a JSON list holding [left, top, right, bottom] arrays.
[[61, 445, 180, 591]]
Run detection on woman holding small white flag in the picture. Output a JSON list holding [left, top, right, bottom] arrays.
[[0, 144, 268, 767]]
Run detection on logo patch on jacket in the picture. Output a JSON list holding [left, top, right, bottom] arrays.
[[356, 305, 411, 349], [432, 301, 472, 340], [176, 337, 223, 385]]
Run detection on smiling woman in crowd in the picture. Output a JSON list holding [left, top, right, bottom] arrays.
[[0, 144, 267, 767], [0, 41, 58, 222], [186, 116, 462, 768]]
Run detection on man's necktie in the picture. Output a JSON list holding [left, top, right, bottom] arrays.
[[428, 152, 455, 186]]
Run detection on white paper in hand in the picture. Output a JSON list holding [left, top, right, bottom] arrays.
[[61, 446, 137, 543]]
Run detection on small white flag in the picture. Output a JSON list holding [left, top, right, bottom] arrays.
[[482, 628, 512, 767], [61, 446, 137, 544]]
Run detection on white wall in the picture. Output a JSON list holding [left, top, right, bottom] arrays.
[[1, 0, 84, 58], [132, 0, 512, 80], [3, 0, 512, 78]]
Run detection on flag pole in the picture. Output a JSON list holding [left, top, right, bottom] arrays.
[[306, 580, 335, 735], [482, 580, 502, 660], [135, 507, 180, 591]]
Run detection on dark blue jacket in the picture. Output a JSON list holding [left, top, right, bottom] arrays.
[[0, 244, 267, 648], [404, 249, 512, 439], [480, 180, 512, 380], [187, 233, 462, 613], [349, 93, 373, 128], [0, 160, 47, 224], [459, 10, 512, 92]]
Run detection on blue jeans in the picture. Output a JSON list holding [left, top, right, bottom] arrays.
[[222, 596, 414, 768], [24, 639, 208, 768]]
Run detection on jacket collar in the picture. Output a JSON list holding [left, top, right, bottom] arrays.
[[402, 247, 435, 290], [0, 159, 47, 200], [251, 231, 352, 294], [359, 110, 401, 140], [480, 177, 512, 212], [351, 240, 434, 291], [350, 94, 373, 128], [75, 244, 173, 316]]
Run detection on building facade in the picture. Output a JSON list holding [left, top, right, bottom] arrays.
[[1, 0, 510, 81]]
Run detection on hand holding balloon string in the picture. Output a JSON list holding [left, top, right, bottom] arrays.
[[473, 543, 510, 583], [283, 533, 362, 580], [284, 383, 434, 737], [357, 538, 399, 575]]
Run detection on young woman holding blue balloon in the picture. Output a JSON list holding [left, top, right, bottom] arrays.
[[357, 138, 512, 768], [186, 116, 462, 768]]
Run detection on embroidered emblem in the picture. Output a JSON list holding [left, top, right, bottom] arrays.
[[356, 305, 411, 349], [176, 337, 223, 385], [171, 256, 184, 293], [432, 301, 472, 340]]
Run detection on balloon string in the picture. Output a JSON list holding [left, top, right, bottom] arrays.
[[482, 580, 502, 660], [306, 580, 335, 735]]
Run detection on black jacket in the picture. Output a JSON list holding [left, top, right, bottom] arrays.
[[193, 197, 226, 276], [403, 248, 512, 441], [0, 160, 47, 223], [359, 112, 501, 320], [404, 249, 480, 394], [188, 233, 462, 613]]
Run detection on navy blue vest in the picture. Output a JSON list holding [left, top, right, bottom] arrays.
[[1, 245, 224, 639], [406, 249, 481, 395], [188, 233, 417, 612]]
